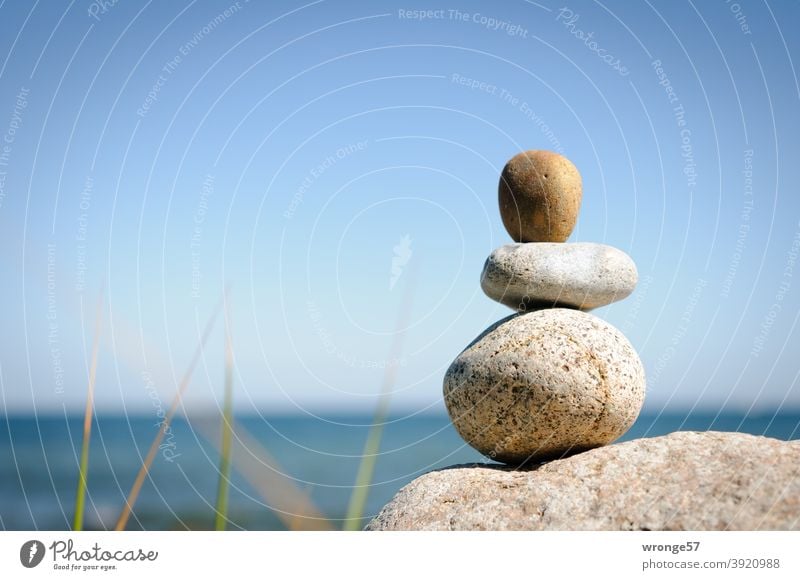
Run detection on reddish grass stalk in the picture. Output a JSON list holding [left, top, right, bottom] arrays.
[[72, 291, 104, 531], [114, 294, 226, 531]]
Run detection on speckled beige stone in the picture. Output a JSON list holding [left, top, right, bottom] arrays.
[[443, 309, 645, 464], [481, 242, 638, 311], [499, 150, 582, 242], [366, 432, 800, 531]]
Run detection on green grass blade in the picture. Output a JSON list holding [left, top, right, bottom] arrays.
[[73, 292, 104, 531], [214, 293, 234, 531], [343, 399, 390, 531]]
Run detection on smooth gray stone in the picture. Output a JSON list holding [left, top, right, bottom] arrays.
[[367, 432, 800, 531], [480, 242, 637, 311], [443, 309, 645, 465]]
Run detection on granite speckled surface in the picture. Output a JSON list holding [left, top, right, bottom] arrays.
[[481, 242, 638, 311], [443, 308, 645, 464], [367, 431, 800, 531]]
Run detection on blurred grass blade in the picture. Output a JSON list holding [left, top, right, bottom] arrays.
[[72, 291, 104, 531], [286, 483, 316, 532], [214, 292, 234, 531], [343, 399, 390, 531], [115, 293, 226, 531], [344, 266, 417, 531], [105, 287, 328, 530], [193, 418, 334, 530]]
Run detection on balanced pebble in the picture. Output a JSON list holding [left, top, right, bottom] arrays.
[[443, 308, 645, 465], [498, 150, 582, 242], [480, 242, 638, 311]]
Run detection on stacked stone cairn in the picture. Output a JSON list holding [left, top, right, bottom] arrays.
[[444, 150, 646, 464]]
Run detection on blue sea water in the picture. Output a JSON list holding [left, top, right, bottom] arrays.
[[1, 412, 798, 530]]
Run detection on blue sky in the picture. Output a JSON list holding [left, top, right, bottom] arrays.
[[0, 0, 798, 415]]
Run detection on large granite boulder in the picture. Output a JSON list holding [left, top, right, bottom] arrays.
[[366, 431, 800, 531]]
